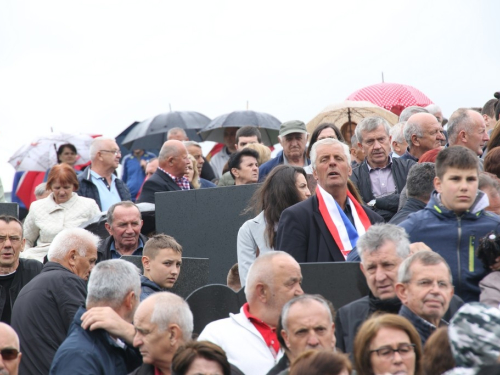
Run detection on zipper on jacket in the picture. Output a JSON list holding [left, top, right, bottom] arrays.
[[456, 216, 462, 295]]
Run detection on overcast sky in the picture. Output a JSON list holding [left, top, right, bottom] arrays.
[[1, 0, 499, 193]]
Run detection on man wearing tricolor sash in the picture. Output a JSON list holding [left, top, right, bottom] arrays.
[[276, 138, 383, 262]]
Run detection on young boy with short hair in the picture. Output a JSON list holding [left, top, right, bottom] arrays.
[[399, 146, 500, 302], [140, 234, 183, 301]]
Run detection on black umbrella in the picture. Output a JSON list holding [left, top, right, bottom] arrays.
[[121, 111, 211, 150], [79, 203, 156, 240], [199, 110, 281, 146]]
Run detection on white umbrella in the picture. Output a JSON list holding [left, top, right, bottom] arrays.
[[306, 100, 399, 134], [8, 132, 95, 171]]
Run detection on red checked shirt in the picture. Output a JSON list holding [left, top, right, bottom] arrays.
[[242, 302, 280, 357], [158, 167, 191, 190]]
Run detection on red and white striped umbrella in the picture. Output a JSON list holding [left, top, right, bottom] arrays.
[[347, 83, 433, 116]]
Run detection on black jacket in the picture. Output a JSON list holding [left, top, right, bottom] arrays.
[[97, 233, 149, 263], [77, 166, 131, 210], [389, 197, 426, 225], [136, 169, 192, 204], [0, 258, 42, 324], [350, 158, 416, 221], [276, 195, 384, 263], [11, 262, 87, 375], [335, 292, 464, 355]]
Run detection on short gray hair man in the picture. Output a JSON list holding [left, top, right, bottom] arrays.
[[106, 201, 142, 226], [167, 127, 188, 141], [86, 259, 141, 312], [447, 108, 490, 156], [357, 223, 411, 263], [407, 163, 435, 203], [390, 122, 408, 156], [354, 117, 391, 144], [425, 104, 444, 124], [399, 106, 429, 122], [310, 138, 351, 170], [398, 251, 452, 284]]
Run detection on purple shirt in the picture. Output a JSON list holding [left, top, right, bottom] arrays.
[[367, 156, 396, 197]]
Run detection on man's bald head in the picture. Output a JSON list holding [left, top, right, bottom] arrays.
[[0, 323, 21, 375], [404, 113, 445, 159], [158, 140, 190, 177]]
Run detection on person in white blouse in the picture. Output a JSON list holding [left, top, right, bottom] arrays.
[[237, 165, 311, 286], [22, 164, 100, 262]]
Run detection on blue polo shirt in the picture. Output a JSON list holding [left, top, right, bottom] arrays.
[[90, 170, 122, 211]]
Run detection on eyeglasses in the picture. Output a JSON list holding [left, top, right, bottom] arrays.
[[99, 150, 121, 156], [1, 348, 19, 360], [0, 236, 22, 245], [370, 343, 415, 360]]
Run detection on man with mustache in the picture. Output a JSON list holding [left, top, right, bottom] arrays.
[[350, 117, 416, 221], [395, 251, 454, 347]]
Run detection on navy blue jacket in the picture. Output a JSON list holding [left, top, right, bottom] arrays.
[[77, 166, 131, 210], [50, 307, 142, 375], [200, 178, 217, 188], [258, 151, 285, 182], [258, 151, 311, 182], [121, 151, 156, 200], [140, 275, 163, 302], [399, 191, 500, 302]]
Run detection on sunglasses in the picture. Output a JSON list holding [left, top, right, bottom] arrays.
[[1, 348, 19, 360]]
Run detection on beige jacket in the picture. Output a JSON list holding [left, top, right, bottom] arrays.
[[22, 192, 100, 261]]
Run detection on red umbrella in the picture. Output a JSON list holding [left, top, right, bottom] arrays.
[[347, 83, 433, 116]]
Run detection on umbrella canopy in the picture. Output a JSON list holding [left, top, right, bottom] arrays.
[[306, 100, 399, 134], [199, 110, 281, 146], [121, 111, 211, 150], [347, 83, 433, 116], [8, 132, 95, 172]]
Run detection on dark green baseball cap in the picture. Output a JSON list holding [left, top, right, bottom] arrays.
[[279, 120, 308, 137]]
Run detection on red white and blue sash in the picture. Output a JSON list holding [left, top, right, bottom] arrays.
[[316, 185, 371, 259]]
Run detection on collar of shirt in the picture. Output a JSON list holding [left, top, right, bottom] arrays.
[[90, 169, 116, 189], [154, 367, 162, 375], [366, 154, 393, 172], [158, 167, 191, 190], [110, 237, 144, 259], [242, 302, 280, 354]]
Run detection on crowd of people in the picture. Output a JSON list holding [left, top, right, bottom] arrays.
[[1, 97, 500, 375]]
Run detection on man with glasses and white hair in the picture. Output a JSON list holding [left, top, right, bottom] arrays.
[[395, 251, 455, 347], [276, 138, 383, 263], [77, 137, 131, 211], [0, 322, 22, 375], [50, 260, 142, 374], [11, 227, 99, 375], [131, 292, 193, 375]]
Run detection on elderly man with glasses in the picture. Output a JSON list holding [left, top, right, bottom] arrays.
[[77, 137, 131, 211]]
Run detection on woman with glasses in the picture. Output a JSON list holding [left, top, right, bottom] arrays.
[[22, 164, 100, 262], [353, 313, 422, 375]]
